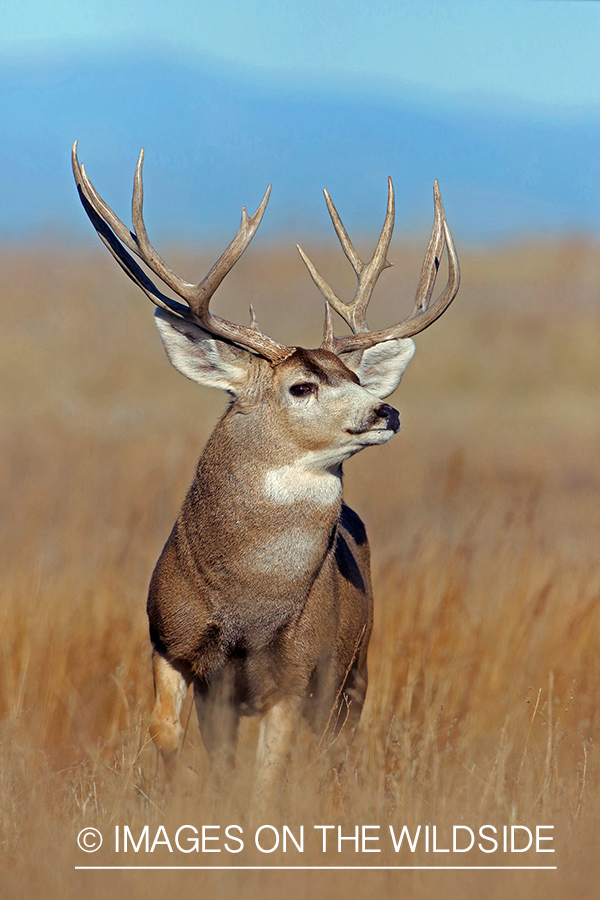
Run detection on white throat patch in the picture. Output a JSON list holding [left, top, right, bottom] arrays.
[[262, 460, 342, 507]]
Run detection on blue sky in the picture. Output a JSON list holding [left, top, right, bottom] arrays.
[[0, 1, 598, 241], [3, 0, 599, 113]]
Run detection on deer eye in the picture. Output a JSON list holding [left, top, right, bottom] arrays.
[[289, 382, 317, 397]]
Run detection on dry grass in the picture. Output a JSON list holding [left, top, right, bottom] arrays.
[[0, 237, 599, 898]]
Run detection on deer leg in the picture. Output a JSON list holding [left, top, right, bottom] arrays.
[[194, 676, 240, 775], [251, 696, 301, 809], [149, 650, 192, 775]]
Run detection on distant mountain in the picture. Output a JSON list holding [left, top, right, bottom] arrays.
[[0, 51, 598, 242]]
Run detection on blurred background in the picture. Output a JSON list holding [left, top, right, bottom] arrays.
[[0, 0, 599, 243], [1, 3, 599, 899]]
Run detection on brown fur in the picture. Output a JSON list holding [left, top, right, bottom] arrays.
[[146, 346, 399, 796], [71, 147, 455, 801]]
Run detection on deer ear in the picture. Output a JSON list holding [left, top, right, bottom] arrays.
[[342, 338, 415, 399], [154, 308, 252, 395]]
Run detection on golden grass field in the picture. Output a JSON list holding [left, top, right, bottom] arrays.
[[1, 236, 599, 898]]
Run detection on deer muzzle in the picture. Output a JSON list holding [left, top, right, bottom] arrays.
[[374, 403, 400, 433]]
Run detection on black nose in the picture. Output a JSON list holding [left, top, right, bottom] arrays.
[[374, 403, 400, 433]]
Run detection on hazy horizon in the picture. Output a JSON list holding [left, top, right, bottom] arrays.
[[0, 3, 597, 244]]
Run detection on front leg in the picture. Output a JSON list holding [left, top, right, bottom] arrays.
[[193, 677, 240, 776], [251, 696, 302, 810], [149, 650, 193, 777]]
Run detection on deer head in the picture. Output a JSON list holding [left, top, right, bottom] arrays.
[[72, 143, 459, 471]]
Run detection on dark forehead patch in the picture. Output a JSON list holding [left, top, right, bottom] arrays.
[[283, 347, 360, 385]]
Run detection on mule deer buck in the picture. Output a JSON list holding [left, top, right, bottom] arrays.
[[72, 142, 459, 798]]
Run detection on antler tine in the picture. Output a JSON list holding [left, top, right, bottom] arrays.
[[412, 179, 444, 315], [348, 176, 394, 331], [73, 143, 138, 256], [73, 142, 291, 362], [72, 142, 191, 319], [193, 187, 272, 314], [323, 189, 364, 276], [330, 181, 460, 354], [298, 178, 394, 336], [248, 303, 259, 330], [296, 243, 341, 310], [322, 301, 336, 352], [131, 148, 200, 305]]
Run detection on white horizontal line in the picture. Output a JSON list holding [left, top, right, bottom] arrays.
[[75, 866, 558, 871]]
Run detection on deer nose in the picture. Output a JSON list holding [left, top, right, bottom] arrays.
[[374, 403, 400, 432]]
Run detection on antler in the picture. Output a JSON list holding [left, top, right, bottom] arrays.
[[72, 142, 292, 363], [297, 178, 460, 355]]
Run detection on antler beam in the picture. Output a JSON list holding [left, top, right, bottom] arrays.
[[72, 142, 292, 363]]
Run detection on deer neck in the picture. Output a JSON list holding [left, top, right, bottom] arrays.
[[178, 410, 343, 589]]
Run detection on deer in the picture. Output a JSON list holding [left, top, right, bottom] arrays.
[[72, 142, 459, 801]]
